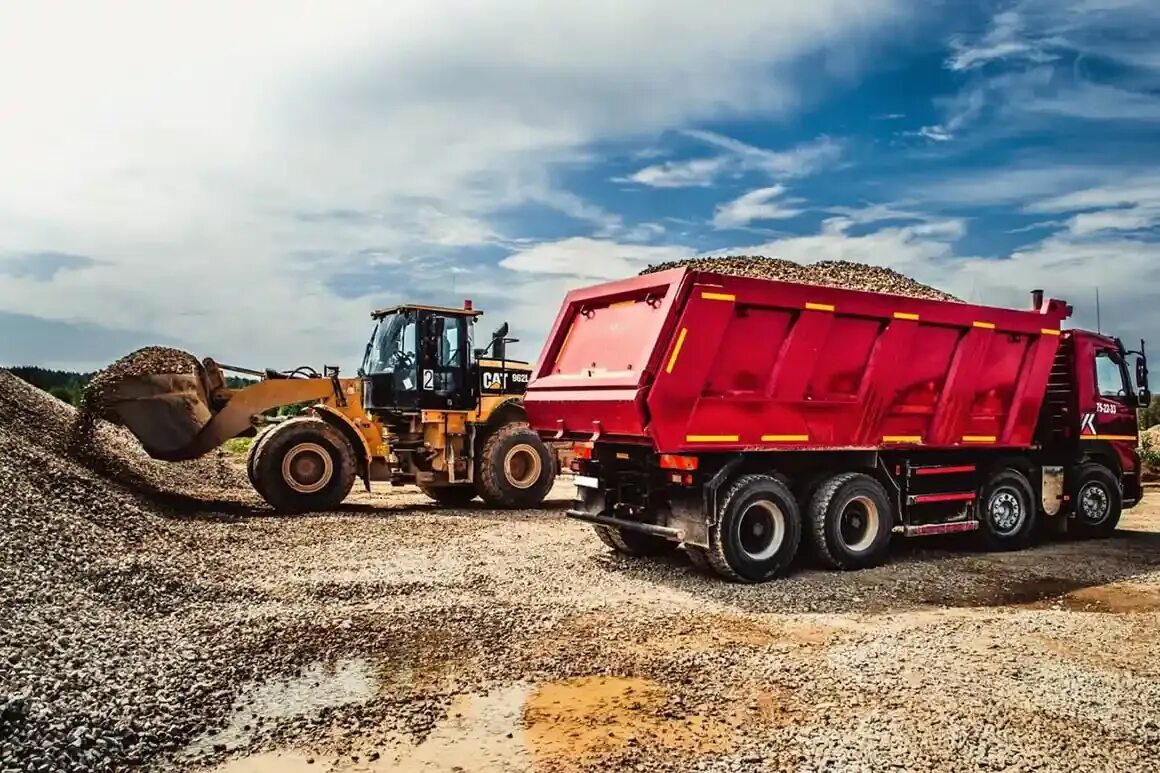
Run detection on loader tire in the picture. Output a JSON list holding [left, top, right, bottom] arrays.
[[975, 468, 1038, 551], [420, 484, 478, 507], [707, 474, 801, 583], [808, 473, 893, 571], [1069, 463, 1122, 539], [252, 417, 356, 513], [475, 423, 554, 508], [246, 425, 277, 495], [593, 525, 676, 557]]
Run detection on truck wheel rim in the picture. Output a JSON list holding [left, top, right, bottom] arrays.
[[1079, 484, 1110, 525], [282, 442, 333, 494], [840, 496, 879, 553], [504, 444, 541, 490], [988, 489, 1024, 536], [737, 500, 785, 561]]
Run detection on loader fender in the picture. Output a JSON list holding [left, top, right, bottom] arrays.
[[480, 398, 527, 433], [310, 405, 373, 488]]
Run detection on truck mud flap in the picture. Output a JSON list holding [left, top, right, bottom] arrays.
[[566, 510, 682, 540]]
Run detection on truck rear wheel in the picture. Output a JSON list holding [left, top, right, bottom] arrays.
[[976, 468, 1038, 551], [707, 474, 801, 583], [252, 417, 356, 513], [420, 484, 478, 507], [808, 473, 893, 570], [476, 423, 555, 508], [593, 525, 676, 557], [1070, 463, 1122, 539]]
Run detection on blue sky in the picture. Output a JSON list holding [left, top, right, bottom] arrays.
[[1, 0, 1158, 372]]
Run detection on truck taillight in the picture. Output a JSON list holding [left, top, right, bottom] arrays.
[[659, 454, 698, 471], [573, 443, 593, 460], [669, 472, 695, 485]]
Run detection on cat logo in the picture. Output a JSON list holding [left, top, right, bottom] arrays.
[[1080, 412, 1097, 436], [483, 372, 504, 390]]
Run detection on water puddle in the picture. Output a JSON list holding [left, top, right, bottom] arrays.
[[188, 658, 377, 757]]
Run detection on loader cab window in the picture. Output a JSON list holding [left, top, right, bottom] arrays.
[[1095, 350, 1130, 400], [364, 311, 419, 391], [418, 312, 472, 409]]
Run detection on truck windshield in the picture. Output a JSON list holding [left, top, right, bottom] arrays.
[[363, 312, 418, 388]]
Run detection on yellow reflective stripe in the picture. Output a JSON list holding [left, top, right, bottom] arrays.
[[883, 435, 923, 443], [609, 299, 636, 308], [701, 292, 736, 302], [686, 435, 739, 443], [1081, 434, 1137, 441], [761, 435, 810, 442], [973, 321, 996, 329], [893, 312, 920, 321], [805, 302, 835, 312], [665, 328, 688, 374], [1041, 328, 1061, 336], [962, 435, 997, 443]]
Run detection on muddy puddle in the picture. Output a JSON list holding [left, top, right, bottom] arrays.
[[206, 674, 755, 772], [925, 576, 1160, 613]]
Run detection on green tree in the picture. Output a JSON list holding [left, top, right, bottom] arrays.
[[48, 385, 77, 405], [1139, 396, 1160, 430]]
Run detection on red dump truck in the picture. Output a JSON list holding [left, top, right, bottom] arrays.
[[522, 267, 1151, 583]]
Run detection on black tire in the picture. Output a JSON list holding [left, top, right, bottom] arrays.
[[975, 468, 1038, 551], [252, 417, 357, 513], [1070, 463, 1122, 539], [247, 425, 277, 494], [475, 423, 555, 508], [419, 484, 478, 507], [707, 474, 802, 583], [808, 473, 894, 571], [593, 525, 677, 556]]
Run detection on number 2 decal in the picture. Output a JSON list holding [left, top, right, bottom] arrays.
[[422, 369, 434, 390]]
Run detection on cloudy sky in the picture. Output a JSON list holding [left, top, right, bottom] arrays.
[[1, 0, 1158, 372]]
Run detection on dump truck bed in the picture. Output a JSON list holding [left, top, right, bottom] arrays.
[[523, 267, 1070, 453]]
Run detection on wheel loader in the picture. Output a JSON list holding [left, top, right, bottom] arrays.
[[102, 302, 560, 512]]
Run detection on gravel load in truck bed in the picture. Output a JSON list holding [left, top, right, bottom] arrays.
[[641, 256, 961, 302]]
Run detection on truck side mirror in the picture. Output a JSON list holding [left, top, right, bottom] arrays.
[[1138, 353, 1151, 407]]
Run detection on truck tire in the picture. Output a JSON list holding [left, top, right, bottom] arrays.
[[807, 473, 893, 571], [707, 474, 802, 583], [252, 417, 357, 513], [247, 425, 277, 494], [593, 525, 676, 557], [1070, 463, 1122, 539], [475, 423, 555, 508], [419, 484, 478, 507], [975, 468, 1038, 551]]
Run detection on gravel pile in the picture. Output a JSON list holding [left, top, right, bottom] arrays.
[[641, 256, 960, 302]]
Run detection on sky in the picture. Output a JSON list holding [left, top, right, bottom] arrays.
[[1, 0, 1158, 373]]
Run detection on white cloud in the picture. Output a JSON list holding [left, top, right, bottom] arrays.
[[0, 0, 905, 370], [497, 237, 687, 281], [946, 11, 1057, 71], [622, 134, 842, 188], [712, 186, 803, 229]]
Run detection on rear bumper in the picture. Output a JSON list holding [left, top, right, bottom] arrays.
[[567, 467, 709, 547]]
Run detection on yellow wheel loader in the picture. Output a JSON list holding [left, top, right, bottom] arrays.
[[103, 302, 559, 512]]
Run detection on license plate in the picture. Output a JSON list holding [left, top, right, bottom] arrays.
[[574, 475, 600, 489]]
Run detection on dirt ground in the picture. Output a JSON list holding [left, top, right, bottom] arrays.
[[156, 480, 1160, 773]]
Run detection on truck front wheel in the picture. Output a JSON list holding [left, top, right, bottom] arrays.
[[976, 468, 1038, 551], [707, 474, 802, 583], [808, 473, 893, 570], [1070, 463, 1122, 539]]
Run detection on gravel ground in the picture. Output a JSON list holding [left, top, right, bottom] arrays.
[[641, 256, 960, 302], [4, 370, 1160, 772]]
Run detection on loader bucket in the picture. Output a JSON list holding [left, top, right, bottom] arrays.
[[100, 372, 216, 459]]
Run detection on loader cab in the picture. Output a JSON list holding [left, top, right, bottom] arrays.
[[361, 303, 482, 412]]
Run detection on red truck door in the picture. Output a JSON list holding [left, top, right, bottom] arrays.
[[1074, 333, 1139, 478]]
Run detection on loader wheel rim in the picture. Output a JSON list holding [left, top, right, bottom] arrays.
[[988, 489, 1024, 536], [839, 496, 879, 553], [503, 444, 541, 490], [1079, 483, 1110, 525], [737, 500, 785, 561], [282, 442, 333, 494]]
